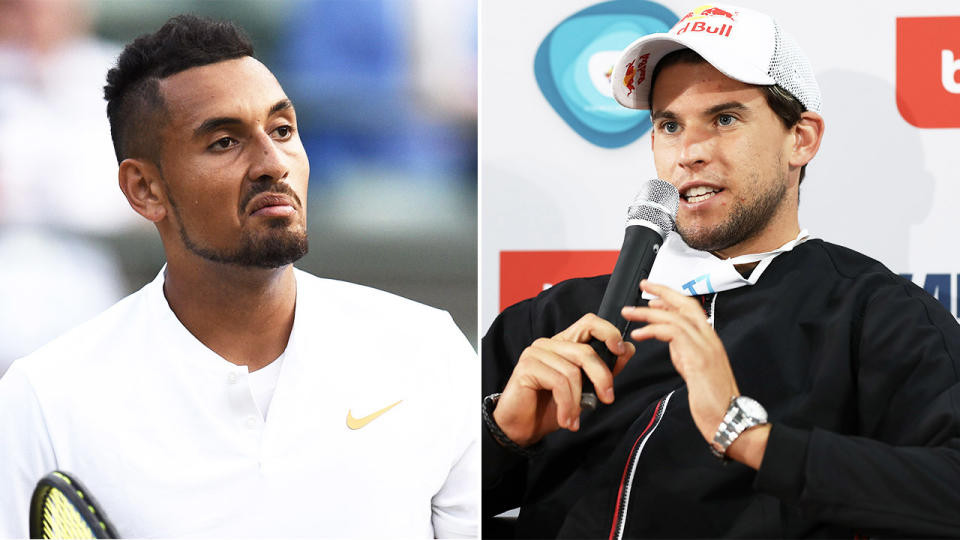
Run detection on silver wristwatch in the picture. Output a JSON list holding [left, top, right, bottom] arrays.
[[710, 396, 768, 458]]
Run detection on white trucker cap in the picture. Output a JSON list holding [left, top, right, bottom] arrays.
[[611, 4, 821, 113]]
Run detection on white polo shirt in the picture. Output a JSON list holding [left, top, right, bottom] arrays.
[[0, 268, 478, 538]]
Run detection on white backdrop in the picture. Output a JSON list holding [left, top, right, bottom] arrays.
[[480, 0, 960, 330]]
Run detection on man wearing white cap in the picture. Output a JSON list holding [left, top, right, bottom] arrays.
[[482, 4, 960, 537]]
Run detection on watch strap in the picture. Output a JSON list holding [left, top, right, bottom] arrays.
[[710, 396, 767, 458]]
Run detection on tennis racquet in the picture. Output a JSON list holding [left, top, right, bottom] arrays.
[[29, 471, 118, 539]]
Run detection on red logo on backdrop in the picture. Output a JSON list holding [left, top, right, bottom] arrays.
[[499, 250, 619, 311], [897, 17, 960, 128]]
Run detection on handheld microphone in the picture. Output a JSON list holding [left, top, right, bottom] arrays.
[[581, 179, 679, 410]]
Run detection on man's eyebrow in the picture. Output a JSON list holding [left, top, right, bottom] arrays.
[[192, 100, 295, 139], [704, 101, 748, 116], [193, 116, 242, 139], [269, 99, 293, 116], [650, 110, 677, 122], [650, 102, 748, 122]]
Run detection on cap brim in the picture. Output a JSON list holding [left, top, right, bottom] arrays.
[[611, 32, 775, 111]]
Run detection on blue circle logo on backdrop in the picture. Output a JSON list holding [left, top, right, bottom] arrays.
[[534, 1, 677, 148]]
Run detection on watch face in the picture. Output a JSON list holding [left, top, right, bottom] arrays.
[[735, 396, 768, 423]]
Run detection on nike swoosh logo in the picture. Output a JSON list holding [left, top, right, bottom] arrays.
[[346, 400, 403, 430]]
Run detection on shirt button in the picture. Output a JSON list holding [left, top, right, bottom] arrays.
[[227, 372, 238, 384], [245, 415, 258, 429]]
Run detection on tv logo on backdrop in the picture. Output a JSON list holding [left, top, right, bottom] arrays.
[[902, 273, 960, 321], [534, 1, 677, 148], [897, 16, 960, 128]]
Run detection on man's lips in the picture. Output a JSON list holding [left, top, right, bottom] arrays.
[[248, 193, 297, 217], [677, 183, 724, 205]]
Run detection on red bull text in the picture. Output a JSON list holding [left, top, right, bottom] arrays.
[[675, 21, 733, 37], [673, 5, 737, 36]]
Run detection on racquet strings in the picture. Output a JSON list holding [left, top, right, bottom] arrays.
[[31, 471, 117, 539], [39, 485, 98, 539]]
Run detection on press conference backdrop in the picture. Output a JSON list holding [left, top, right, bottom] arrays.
[[481, 0, 960, 329]]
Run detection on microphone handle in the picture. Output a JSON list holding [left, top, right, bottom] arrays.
[[581, 225, 663, 410]]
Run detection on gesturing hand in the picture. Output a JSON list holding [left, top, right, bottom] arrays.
[[621, 280, 739, 445], [492, 313, 636, 447]]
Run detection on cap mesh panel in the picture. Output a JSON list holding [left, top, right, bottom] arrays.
[[767, 22, 821, 112]]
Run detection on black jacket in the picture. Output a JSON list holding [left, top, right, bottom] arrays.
[[483, 240, 960, 538]]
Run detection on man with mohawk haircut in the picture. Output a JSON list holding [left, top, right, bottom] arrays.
[[0, 14, 477, 538]]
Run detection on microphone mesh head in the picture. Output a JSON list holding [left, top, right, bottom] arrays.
[[627, 179, 679, 237]]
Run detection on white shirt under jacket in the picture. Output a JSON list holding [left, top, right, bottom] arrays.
[[0, 268, 478, 538]]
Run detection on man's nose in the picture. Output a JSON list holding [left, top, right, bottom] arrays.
[[677, 125, 713, 170], [247, 131, 289, 182]]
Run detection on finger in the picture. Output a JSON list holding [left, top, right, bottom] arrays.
[[635, 285, 709, 327], [629, 321, 682, 344], [641, 280, 707, 318], [534, 324, 627, 365], [622, 305, 700, 333], [629, 323, 692, 380], [581, 349, 616, 404], [555, 312, 624, 346], [640, 279, 686, 302], [629, 318, 708, 363], [631, 318, 721, 368], [536, 339, 618, 404], [622, 305, 690, 325], [611, 340, 636, 378], [603, 333, 629, 357], [625, 307, 711, 352], [536, 350, 583, 425], [494, 380, 560, 445], [518, 358, 578, 430]]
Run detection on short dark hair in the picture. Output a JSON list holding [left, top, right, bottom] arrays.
[[648, 48, 809, 184], [104, 14, 254, 164]]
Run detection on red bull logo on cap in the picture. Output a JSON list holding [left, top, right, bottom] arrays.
[[674, 4, 736, 37], [622, 53, 650, 95]]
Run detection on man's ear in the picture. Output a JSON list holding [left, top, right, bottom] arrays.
[[118, 158, 167, 223], [789, 111, 825, 168]]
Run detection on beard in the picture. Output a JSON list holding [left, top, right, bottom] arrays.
[[676, 168, 788, 253], [178, 219, 309, 269], [166, 183, 309, 269]]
